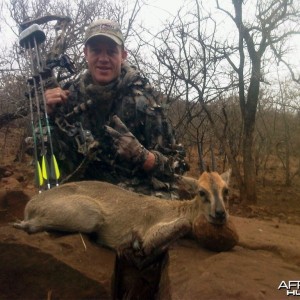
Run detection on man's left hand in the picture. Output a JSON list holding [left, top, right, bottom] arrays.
[[104, 115, 150, 167]]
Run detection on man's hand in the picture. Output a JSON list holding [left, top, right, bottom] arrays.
[[45, 87, 70, 113], [104, 115, 155, 170]]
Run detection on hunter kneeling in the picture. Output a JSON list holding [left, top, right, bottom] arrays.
[[43, 18, 190, 199]]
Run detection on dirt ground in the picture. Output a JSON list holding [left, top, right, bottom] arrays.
[[0, 125, 299, 299]]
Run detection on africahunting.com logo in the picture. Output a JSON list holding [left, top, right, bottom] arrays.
[[278, 281, 300, 296]]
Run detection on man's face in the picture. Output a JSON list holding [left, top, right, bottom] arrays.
[[84, 36, 127, 85]]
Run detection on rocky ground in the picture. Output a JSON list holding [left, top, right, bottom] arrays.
[[0, 161, 299, 299], [0, 124, 299, 299]]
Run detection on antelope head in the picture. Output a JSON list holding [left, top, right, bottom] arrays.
[[197, 169, 231, 225]]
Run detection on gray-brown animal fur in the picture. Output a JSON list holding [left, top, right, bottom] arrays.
[[13, 170, 231, 257]]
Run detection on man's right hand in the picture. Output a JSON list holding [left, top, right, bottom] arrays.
[[45, 87, 70, 114]]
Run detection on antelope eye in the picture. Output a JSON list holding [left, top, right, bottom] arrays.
[[199, 190, 206, 197], [223, 188, 229, 196], [199, 190, 209, 203]]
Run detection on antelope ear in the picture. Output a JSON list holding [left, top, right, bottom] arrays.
[[221, 169, 232, 185]]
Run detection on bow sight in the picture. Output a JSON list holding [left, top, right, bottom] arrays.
[[20, 15, 75, 86]]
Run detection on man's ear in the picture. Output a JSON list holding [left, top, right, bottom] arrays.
[[84, 46, 88, 58], [122, 49, 128, 61]]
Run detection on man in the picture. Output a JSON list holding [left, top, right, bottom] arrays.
[[43, 20, 197, 298], [45, 19, 192, 199]]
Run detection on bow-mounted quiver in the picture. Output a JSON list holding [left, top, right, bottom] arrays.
[[19, 16, 74, 191], [20, 15, 75, 88]]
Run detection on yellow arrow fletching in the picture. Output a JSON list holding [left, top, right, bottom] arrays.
[[36, 161, 44, 187], [42, 156, 49, 180], [51, 154, 60, 180]]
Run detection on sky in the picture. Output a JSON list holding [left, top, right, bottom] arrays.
[[142, 0, 186, 21], [0, 0, 186, 47], [142, 0, 300, 79], [1, 0, 299, 78]]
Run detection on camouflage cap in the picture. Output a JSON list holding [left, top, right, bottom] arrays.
[[84, 19, 124, 46]]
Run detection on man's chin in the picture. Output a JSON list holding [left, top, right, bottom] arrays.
[[94, 76, 114, 85], [90, 69, 111, 82]]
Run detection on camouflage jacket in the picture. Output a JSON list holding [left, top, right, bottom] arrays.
[[49, 62, 189, 197]]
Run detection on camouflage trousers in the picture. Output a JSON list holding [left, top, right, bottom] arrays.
[[117, 175, 199, 201]]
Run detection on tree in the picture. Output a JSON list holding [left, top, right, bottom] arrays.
[[137, 0, 300, 203], [215, 0, 300, 203], [1, 0, 300, 203]]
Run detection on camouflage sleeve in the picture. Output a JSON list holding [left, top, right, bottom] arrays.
[[134, 85, 190, 179]]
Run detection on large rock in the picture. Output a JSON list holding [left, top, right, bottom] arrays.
[[192, 215, 239, 251], [0, 217, 300, 299]]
